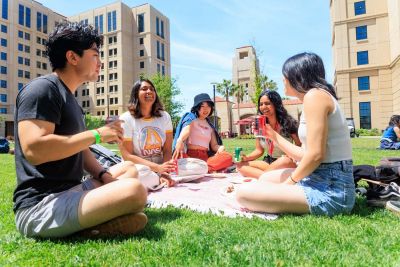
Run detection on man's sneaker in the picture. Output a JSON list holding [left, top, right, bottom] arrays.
[[79, 212, 148, 238], [386, 200, 400, 216], [366, 182, 400, 207]]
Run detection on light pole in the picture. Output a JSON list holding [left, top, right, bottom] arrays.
[[211, 82, 218, 131]]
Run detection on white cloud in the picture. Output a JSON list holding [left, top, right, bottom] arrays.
[[171, 41, 232, 71]]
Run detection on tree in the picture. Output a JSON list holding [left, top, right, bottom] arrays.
[[145, 73, 184, 128], [216, 79, 234, 134], [85, 114, 105, 130], [231, 83, 245, 136], [251, 71, 278, 105]]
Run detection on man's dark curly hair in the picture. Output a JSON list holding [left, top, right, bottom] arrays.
[[46, 21, 103, 71], [128, 79, 165, 118], [257, 89, 298, 138]]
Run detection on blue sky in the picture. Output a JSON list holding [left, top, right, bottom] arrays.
[[37, 0, 332, 112]]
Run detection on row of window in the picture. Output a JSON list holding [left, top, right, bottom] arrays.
[[17, 69, 31, 79], [18, 30, 30, 40], [18, 4, 48, 33], [18, 43, 30, 53], [96, 85, 119, 95], [96, 110, 119, 116], [36, 49, 46, 58], [96, 97, 119, 106]]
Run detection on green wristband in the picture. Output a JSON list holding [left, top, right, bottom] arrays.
[[91, 129, 101, 144]]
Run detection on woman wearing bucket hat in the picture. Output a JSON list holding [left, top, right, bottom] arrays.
[[172, 93, 225, 162]]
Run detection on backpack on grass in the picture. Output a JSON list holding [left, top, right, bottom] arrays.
[[89, 144, 122, 169], [0, 137, 10, 154]]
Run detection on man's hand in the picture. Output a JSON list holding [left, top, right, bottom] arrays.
[[97, 119, 124, 144]]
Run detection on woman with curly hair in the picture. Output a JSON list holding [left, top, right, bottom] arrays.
[[237, 89, 301, 178]]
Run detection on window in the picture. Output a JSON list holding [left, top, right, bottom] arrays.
[[37, 36, 41, 44], [357, 51, 369, 65], [156, 17, 159, 36], [24, 71, 30, 79], [42, 63, 47, 70], [161, 43, 165, 61], [160, 20, 164, 38], [18, 30, 23, 38], [43, 14, 47, 33], [140, 61, 144, 69], [18, 4, 24, 26], [157, 64, 160, 73], [37, 12, 42, 32], [24, 45, 30, 53], [36, 61, 41, 68], [140, 49, 144, 57], [0, 52, 6, 60], [0, 66, 6, 74], [25, 7, 31, 28], [82, 89, 86, 96], [24, 58, 30, 66], [0, 93, 7, 102], [156, 41, 160, 59], [18, 69, 23, 77], [95, 15, 104, 34], [0, 38, 6, 47], [18, 43, 23, 51], [162, 65, 165, 76], [354, 1, 366, 16], [0, 79, 6, 88], [18, 83, 24, 91], [138, 13, 144, 33], [107, 11, 117, 32], [1, 24, 6, 33], [36, 49, 41, 56], [139, 37, 143, 45], [356, 25, 367, 40], [358, 76, 370, 91], [359, 102, 371, 129], [110, 98, 114, 105], [24, 32, 30, 40], [2, 0, 8, 20], [18, 56, 23, 64], [0, 108, 6, 114]]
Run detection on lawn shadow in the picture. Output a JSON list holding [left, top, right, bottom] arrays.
[[349, 195, 384, 217], [45, 208, 183, 244]]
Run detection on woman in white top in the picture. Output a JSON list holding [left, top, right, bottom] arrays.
[[236, 52, 355, 216], [119, 79, 175, 186]]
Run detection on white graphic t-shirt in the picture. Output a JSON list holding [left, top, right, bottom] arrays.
[[120, 111, 173, 164]]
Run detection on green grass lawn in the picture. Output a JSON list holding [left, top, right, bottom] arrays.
[[1, 138, 399, 266]]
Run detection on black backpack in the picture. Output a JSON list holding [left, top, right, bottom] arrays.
[[0, 137, 10, 154], [89, 144, 122, 169]]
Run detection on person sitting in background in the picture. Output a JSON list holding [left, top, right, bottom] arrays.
[[172, 93, 225, 162], [380, 115, 400, 150], [236, 90, 301, 178], [119, 78, 175, 187]]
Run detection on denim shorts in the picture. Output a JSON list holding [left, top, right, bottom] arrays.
[[15, 179, 95, 238], [298, 160, 355, 216]]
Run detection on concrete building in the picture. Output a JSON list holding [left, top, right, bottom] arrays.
[[0, 0, 65, 137], [232, 46, 259, 104], [0, 0, 170, 137], [69, 2, 170, 118], [330, 0, 400, 130]]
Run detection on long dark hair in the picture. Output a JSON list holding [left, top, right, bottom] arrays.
[[258, 89, 298, 138], [128, 79, 164, 118], [282, 52, 337, 99]]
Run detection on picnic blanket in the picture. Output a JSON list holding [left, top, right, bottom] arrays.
[[147, 173, 278, 220]]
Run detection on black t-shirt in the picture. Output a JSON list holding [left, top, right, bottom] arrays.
[[13, 74, 86, 212]]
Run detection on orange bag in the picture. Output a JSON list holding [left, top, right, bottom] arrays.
[[207, 151, 233, 172]]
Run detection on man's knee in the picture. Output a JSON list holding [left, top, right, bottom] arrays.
[[124, 179, 147, 208]]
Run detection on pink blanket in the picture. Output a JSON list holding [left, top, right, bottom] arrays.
[[147, 173, 278, 220]]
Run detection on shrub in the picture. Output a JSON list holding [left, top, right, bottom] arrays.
[[85, 114, 105, 130], [356, 128, 381, 136], [236, 134, 255, 139]]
